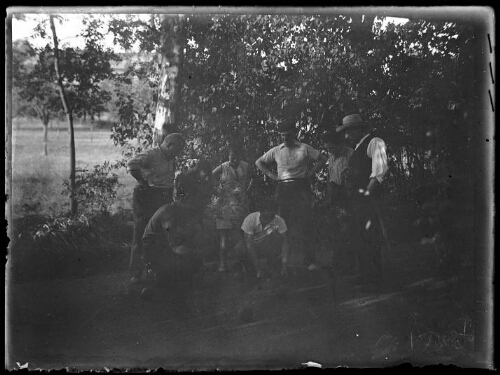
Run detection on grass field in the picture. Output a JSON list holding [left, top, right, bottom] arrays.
[[8, 120, 136, 219]]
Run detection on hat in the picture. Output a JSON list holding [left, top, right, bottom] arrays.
[[336, 114, 367, 132], [278, 121, 297, 133]]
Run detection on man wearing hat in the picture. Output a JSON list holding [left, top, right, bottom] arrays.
[[337, 113, 388, 283], [255, 120, 327, 270]]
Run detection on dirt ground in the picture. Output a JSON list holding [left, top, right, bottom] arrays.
[[6, 239, 477, 371]]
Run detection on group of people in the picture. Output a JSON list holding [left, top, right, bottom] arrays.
[[126, 113, 389, 295]]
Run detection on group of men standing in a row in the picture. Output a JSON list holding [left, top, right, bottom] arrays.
[[126, 113, 388, 293]]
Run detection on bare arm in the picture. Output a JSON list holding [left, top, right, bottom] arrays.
[[246, 177, 254, 192], [212, 165, 223, 191], [129, 169, 150, 187], [128, 155, 150, 187], [255, 157, 278, 181], [306, 153, 328, 179], [212, 165, 222, 180], [246, 165, 256, 191]]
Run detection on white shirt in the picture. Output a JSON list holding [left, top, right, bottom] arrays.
[[327, 147, 354, 185], [355, 134, 389, 183], [259, 141, 321, 180], [241, 212, 287, 244]]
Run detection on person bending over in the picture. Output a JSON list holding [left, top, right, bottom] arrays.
[[234, 199, 289, 280], [141, 160, 213, 295]]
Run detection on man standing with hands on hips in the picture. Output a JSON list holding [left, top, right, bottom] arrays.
[[337, 113, 388, 284], [255, 121, 327, 270], [127, 132, 186, 284]]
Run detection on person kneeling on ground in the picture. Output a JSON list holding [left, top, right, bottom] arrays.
[[141, 160, 213, 294], [234, 199, 289, 280]]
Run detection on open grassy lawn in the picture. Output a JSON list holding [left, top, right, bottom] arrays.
[[9, 121, 136, 219]]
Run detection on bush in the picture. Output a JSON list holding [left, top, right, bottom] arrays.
[[63, 160, 124, 215], [9, 210, 134, 284]]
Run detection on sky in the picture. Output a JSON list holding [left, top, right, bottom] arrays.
[[12, 14, 130, 51]]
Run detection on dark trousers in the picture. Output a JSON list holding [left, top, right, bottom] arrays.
[[275, 180, 315, 265], [130, 185, 173, 277], [235, 232, 283, 275], [328, 183, 354, 273], [329, 182, 349, 209], [348, 195, 383, 282]]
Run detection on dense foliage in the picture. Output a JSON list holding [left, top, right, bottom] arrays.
[[10, 13, 478, 283], [109, 14, 476, 206]]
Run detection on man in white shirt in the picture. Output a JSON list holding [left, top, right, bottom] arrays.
[[234, 200, 289, 279], [255, 121, 327, 270], [336, 114, 388, 284]]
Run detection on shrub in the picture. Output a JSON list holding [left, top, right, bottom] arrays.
[[9, 210, 134, 283], [63, 160, 124, 215]]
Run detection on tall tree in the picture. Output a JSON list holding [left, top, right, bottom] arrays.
[[153, 14, 186, 145], [13, 14, 121, 214], [50, 15, 77, 215], [13, 39, 62, 156]]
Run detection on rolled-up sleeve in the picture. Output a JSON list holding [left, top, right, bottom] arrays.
[[305, 144, 320, 160], [258, 147, 277, 164], [276, 216, 288, 234], [367, 138, 388, 183], [241, 214, 255, 235]]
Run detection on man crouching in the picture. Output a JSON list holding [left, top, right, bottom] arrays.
[[140, 160, 213, 303], [235, 199, 289, 280]]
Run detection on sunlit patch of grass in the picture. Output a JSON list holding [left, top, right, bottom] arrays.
[[9, 124, 133, 218], [11, 169, 68, 218]]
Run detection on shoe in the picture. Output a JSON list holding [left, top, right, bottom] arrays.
[[307, 264, 319, 271]]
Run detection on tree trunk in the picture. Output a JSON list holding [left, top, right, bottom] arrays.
[[43, 121, 49, 156], [42, 108, 50, 156], [50, 16, 77, 215], [153, 14, 186, 146]]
